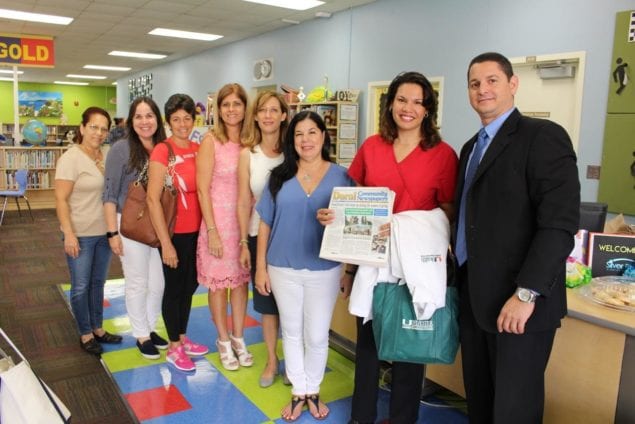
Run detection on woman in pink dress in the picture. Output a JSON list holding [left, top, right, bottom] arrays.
[[196, 83, 252, 371]]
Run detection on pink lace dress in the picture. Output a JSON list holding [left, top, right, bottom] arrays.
[[197, 139, 250, 291]]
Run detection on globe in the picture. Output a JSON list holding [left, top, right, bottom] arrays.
[[22, 119, 48, 145]]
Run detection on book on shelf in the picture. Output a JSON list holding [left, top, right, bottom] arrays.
[[316, 105, 337, 127]]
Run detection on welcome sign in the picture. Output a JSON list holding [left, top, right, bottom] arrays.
[[0, 34, 54, 68], [588, 233, 635, 277]]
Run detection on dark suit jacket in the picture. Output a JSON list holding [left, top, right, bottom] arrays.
[[453, 109, 580, 333]]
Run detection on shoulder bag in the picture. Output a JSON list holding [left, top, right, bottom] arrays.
[[0, 327, 71, 423], [120, 142, 177, 248]]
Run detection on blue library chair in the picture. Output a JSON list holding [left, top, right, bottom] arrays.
[[0, 169, 34, 226]]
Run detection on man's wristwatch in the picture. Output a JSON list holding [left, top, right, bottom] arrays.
[[106, 231, 119, 239], [515, 287, 538, 303]]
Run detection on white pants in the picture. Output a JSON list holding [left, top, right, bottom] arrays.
[[268, 265, 341, 395], [117, 213, 165, 339]]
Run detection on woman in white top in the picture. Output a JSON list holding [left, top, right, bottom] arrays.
[[237, 91, 288, 387]]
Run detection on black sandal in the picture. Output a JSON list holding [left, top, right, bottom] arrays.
[[93, 331, 122, 344], [80, 337, 103, 356], [281, 395, 305, 422], [306, 393, 329, 420]]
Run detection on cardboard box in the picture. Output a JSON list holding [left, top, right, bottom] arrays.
[[588, 233, 635, 277]]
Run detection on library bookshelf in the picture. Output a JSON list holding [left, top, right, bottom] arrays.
[[0, 146, 69, 210], [288, 101, 359, 167]]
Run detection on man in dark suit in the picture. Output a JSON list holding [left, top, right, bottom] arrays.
[[454, 52, 580, 423]]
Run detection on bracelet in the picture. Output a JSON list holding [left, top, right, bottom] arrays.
[[106, 230, 119, 239], [238, 239, 248, 246], [207, 225, 216, 233]]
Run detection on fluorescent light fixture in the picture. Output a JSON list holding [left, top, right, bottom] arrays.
[[281, 18, 300, 25], [0, 8, 73, 25], [242, 0, 324, 11], [149, 28, 223, 41], [109, 51, 167, 60], [66, 74, 106, 79], [84, 65, 131, 71], [54, 81, 89, 86], [112, 82, 117, 85], [0, 70, 24, 75], [0, 77, 17, 82], [67, 74, 107, 80]]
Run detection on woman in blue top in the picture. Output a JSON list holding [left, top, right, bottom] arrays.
[[256, 111, 353, 422]]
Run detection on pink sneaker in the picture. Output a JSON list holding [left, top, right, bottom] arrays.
[[166, 346, 195, 372], [182, 336, 208, 356]]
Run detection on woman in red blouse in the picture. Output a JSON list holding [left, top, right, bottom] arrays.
[[324, 72, 458, 424]]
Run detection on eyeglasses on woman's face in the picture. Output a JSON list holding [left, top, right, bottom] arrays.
[[86, 124, 110, 135]]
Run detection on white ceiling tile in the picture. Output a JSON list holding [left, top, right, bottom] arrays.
[[1, 0, 377, 84]]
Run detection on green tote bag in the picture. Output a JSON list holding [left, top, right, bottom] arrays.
[[372, 282, 459, 365]]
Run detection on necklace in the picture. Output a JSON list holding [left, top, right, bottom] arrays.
[[298, 161, 328, 196], [79, 145, 104, 173]]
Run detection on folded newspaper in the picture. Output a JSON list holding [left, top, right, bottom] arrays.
[[319, 187, 395, 266]]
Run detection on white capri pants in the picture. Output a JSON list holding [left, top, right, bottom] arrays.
[[117, 213, 165, 339], [268, 264, 341, 395]]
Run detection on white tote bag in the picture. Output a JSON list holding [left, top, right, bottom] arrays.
[[0, 328, 71, 424]]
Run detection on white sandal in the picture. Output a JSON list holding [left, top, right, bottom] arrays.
[[230, 334, 254, 367], [216, 339, 239, 371]]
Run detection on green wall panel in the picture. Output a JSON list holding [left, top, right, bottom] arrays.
[[598, 114, 635, 215], [607, 10, 635, 114], [0, 82, 116, 126]]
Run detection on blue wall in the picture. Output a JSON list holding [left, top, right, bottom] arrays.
[[116, 0, 635, 214]]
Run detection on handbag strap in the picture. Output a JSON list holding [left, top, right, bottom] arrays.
[[35, 376, 71, 423], [134, 141, 177, 186], [446, 249, 458, 288], [0, 326, 27, 363]]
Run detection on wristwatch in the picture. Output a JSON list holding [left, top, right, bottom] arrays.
[[106, 231, 119, 239], [515, 287, 538, 303]]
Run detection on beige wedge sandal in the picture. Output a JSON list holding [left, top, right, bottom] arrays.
[[216, 339, 239, 371], [229, 334, 254, 367]]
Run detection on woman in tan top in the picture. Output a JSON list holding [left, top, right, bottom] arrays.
[[55, 106, 122, 356]]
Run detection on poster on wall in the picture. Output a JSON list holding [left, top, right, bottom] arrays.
[[18, 91, 63, 118], [599, 10, 635, 215]]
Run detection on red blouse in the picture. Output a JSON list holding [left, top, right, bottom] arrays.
[[348, 134, 458, 213], [150, 138, 201, 233]]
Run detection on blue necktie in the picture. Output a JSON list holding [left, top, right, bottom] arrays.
[[456, 128, 488, 266]]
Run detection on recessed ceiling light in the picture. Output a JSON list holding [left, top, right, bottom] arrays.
[[242, 0, 324, 10], [149, 28, 223, 41], [109, 51, 167, 60], [84, 65, 132, 71], [54, 81, 89, 86], [112, 82, 117, 85], [0, 8, 73, 25], [67, 74, 107, 80], [0, 70, 24, 75]]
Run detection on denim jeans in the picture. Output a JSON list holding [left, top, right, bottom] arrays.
[[65, 235, 112, 335]]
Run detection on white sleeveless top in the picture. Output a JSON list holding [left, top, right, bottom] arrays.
[[249, 144, 284, 236]]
